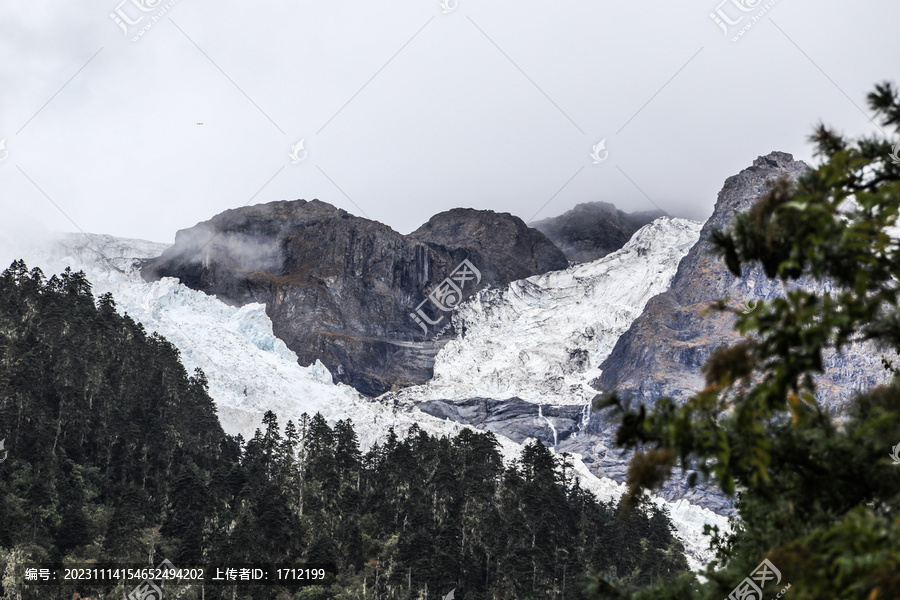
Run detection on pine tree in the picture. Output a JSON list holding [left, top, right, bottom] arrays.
[[0, 264, 689, 599]]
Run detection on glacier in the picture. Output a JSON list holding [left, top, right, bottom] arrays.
[[0, 224, 727, 570], [388, 217, 703, 407]]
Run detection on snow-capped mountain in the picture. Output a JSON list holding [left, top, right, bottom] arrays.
[[139, 201, 568, 397], [2, 228, 728, 570], [388, 217, 702, 407], [4, 233, 453, 446]]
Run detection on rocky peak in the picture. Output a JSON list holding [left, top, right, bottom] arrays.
[[667, 151, 808, 299], [696, 151, 806, 242], [142, 200, 567, 396], [411, 208, 568, 282], [591, 151, 890, 410]]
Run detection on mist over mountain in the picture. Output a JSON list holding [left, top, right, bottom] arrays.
[[532, 202, 666, 263], [133, 152, 894, 519]]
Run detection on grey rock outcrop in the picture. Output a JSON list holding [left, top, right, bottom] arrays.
[[141, 200, 567, 396], [591, 151, 891, 410], [532, 202, 665, 263], [418, 398, 586, 446]]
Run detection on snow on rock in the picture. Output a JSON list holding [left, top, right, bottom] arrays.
[[389, 217, 702, 406], [380, 217, 727, 566], [4, 234, 497, 446], [6, 229, 726, 570]]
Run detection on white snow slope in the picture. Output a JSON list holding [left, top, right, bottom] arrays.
[[1, 222, 727, 570], [389, 217, 703, 406]]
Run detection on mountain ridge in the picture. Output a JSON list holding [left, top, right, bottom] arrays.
[[141, 199, 567, 396]]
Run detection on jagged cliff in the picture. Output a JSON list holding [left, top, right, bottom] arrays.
[[141, 200, 566, 396]]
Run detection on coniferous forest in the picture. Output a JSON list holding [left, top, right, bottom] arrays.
[[0, 261, 688, 599]]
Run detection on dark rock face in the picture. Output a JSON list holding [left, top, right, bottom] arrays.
[[592, 151, 891, 410], [412, 208, 568, 282], [142, 200, 567, 396], [532, 202, 665, 263]]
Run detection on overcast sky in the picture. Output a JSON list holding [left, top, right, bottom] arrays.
[[1, 1, 898, 245]]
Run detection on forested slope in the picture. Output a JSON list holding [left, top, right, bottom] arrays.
[[0, 261, 687, 599]]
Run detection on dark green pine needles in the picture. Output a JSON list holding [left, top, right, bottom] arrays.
[[0, 261, 687, 599]]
